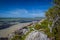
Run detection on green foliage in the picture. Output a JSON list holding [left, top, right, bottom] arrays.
[[46, 32, 53, 38], [28, 26, 34, 31], [34, 23, 41, 30], [45, 0, 60, 40], [11, 35, 23, 40], [53, 26, 60, 40], [41, 19, 48, 28], [54, 0, 60, 6]]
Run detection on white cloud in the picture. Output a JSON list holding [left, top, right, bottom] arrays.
[[7, 9, 28, 15], [31, 14, 41, 16], [30, 12, 45, 17], [1, 9, 45, 17]]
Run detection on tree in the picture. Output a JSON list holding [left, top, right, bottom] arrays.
[[45, 0, 60, 40]]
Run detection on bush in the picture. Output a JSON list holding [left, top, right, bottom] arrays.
[[34, 23, 41, 30]]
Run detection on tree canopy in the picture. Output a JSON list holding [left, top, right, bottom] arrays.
[[45, 0, 60, 40]]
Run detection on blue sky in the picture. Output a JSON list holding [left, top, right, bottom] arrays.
[[0, 0, 53, 18]]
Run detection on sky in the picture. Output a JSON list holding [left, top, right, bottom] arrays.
[[0, 0, 53, 18]]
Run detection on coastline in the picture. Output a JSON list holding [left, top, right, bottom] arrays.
[[0, 22, 32, 38]]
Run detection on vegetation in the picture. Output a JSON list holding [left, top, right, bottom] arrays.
[[10, 0, 60, 40], [45, 0, 60, 40], [11, 26, 34, 40], [34, 23, 41, 30], [11, 35, 23, 40]]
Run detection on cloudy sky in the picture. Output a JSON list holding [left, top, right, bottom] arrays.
[[0, 0, 53, 18]]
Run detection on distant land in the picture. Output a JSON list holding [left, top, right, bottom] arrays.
[[0, 17, 45, 30]]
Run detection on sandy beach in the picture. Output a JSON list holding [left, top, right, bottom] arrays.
[[0, 22, 31, 38]]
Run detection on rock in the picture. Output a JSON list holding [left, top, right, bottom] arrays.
[[22, 28, 29, 34], [25, 31, 50, 40], [8, 27, 29, 40]]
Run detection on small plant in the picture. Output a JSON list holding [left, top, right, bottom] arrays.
[[34, 23, 41, 30]]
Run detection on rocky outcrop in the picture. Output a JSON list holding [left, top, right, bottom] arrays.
[[25, 30, 50, 40], [8, 27, 29, 40]]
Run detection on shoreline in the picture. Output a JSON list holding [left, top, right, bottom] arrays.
[[0, 22, 32, 38]]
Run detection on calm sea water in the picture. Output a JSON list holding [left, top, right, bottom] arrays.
[[0, 20, 38, 30]]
